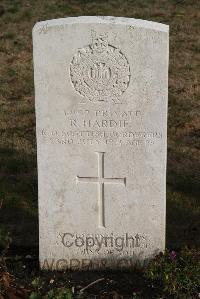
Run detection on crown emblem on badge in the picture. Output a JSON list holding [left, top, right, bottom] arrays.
[[70, 33, 130, 103], [90, 32, 109, 53]]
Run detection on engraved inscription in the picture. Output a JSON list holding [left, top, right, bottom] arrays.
[[40, 129, 162, 147], [70, 34, 131, 103], [76, 152, 126, 228]]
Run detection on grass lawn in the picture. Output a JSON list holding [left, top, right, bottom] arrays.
[[0, 0, 199, 297]]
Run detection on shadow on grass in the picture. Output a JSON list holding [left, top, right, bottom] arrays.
[[0, 146, 38, 249], [166, 146, 200, 249]]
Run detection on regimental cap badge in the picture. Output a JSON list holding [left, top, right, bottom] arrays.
[[70, 33, 130, 103]]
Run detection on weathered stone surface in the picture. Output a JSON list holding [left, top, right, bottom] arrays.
[[33, 16, 169, 270]]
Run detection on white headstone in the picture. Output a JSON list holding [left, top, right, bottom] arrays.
[[33, 16, 169, 270]]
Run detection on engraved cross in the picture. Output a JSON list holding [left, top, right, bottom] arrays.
[[76, 152, 126, 228]]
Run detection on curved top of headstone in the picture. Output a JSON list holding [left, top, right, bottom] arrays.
[[33, 16, 169, 33]]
